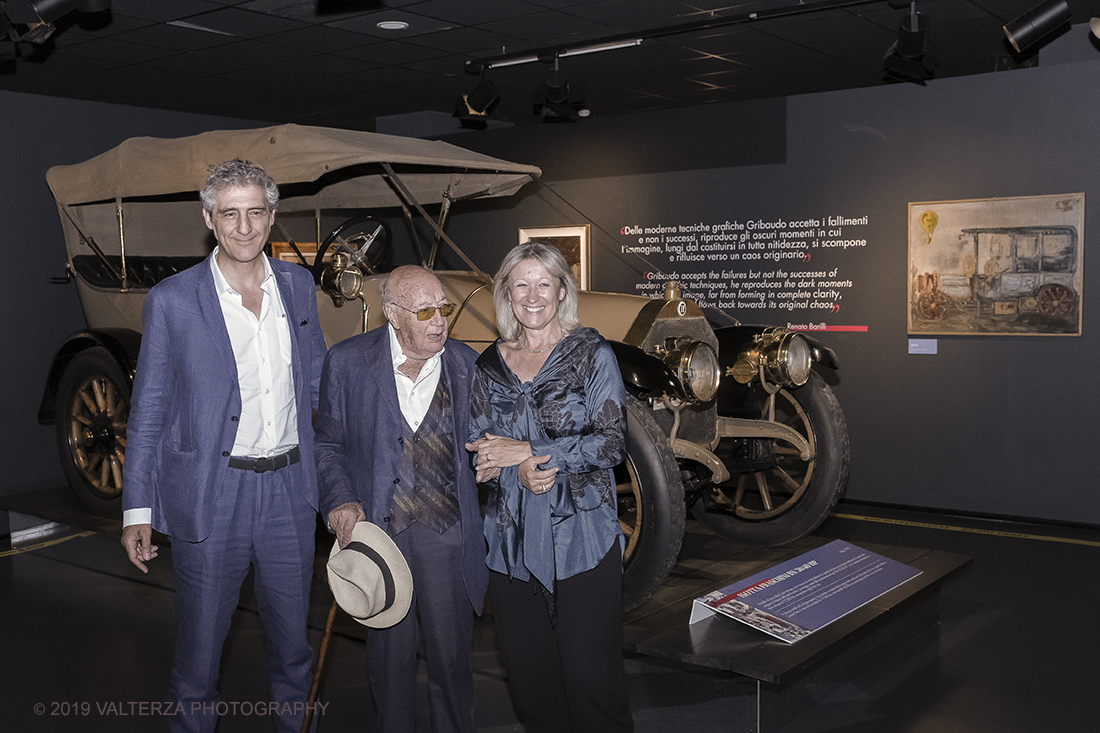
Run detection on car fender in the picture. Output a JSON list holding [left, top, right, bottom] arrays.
[[38, 328, 141, 425], [608, 340, 679, 399], [802, 334, 841, 370], [713, 324, 841, 371]]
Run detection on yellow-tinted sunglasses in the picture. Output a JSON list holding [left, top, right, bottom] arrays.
[[390, 302, 457, 320]]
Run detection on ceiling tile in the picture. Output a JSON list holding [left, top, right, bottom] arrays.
[[184, 6, 308, 36], [407, 0, 544, 26], [107, 0, 226, 23], [2, 0, 1097, 129], [110, 23, 239, 52], [254, 24, 376, 52], [58, 38, 179, 64]]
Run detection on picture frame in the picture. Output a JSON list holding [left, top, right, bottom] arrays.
[[907, 193, 1084, 336], [269, 240, 326, 266], [518, 225, 591, 290]]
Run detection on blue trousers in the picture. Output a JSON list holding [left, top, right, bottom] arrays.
[[168, 464, 316, 733], [367, 520, 476, 733]]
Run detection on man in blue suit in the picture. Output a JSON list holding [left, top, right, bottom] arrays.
[[315, 265, 488, 733], [121, 159, 327, 733]]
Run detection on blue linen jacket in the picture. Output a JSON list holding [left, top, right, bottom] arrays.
[[313, 325, 488, 615], [122, 254, 327, 542]]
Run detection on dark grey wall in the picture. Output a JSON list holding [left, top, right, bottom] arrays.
[[454, 97, 788, 181], [0, 90, 257, 496], [4, 28, 1099, 526], [436, 36, 1100, 525]]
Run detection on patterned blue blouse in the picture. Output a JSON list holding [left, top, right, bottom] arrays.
[[470, 327, 627, 591]]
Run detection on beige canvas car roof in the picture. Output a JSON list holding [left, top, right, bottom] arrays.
[[46, 123, 541, 211]]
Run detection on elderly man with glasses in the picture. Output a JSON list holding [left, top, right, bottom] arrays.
[[314, 264, 487, 733]]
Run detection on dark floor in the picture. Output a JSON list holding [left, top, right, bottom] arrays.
[[2, 491, 1099, 733]]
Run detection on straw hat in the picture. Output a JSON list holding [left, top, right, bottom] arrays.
[[327, 522, 413, 628]]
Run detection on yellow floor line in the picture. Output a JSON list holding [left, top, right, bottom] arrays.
[[0, 530, 96, 558], [6, 514, 1096, 559], [832, 512, 1100, 548]]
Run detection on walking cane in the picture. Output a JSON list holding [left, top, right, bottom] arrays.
[[301, 599, 338, 733]]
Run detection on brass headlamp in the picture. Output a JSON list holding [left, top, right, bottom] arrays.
[[319, 252, 365, 307], [656, 336, 721, 403], [727, 328, 813, 387]]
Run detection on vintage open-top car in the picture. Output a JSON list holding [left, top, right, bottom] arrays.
[[39, 124, 849, 610]]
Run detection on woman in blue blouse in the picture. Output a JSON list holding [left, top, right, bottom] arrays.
[[466, 241, 634, 732]]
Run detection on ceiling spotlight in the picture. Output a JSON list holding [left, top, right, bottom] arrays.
[[14, 0, 76, 24], [1, 0, 111, 44], [533, 58, 589, 122], [883, 3, 934, 84], [377, 20, 408, 31], [534, 57, 568, 121], [75, 0, 111, 11], [453, 76, 499, 130], [896, 4, 929, 58], [1004, 0, 1071, 53], [3, 0, 112, 20], [3, 0, 70, 43], [542, 64, 569, 104]]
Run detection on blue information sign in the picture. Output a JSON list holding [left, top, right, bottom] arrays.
[[690, 539, 923, 643]]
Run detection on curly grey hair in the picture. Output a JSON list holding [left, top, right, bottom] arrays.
[[492, 240, 579, 342], [200, 158, 279, 213]]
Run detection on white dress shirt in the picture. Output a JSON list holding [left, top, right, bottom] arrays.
[[123, 251, 297, 527], [214, 251, 299, 458], [388, 323, 445, 431]]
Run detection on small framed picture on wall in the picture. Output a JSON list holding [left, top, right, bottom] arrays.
[[518, 225, 591, 290]]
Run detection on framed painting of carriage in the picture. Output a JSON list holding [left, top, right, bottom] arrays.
[[908, 193, 1083, 336]]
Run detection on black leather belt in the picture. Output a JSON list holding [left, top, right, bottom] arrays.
[[228, 446, 300, 473]]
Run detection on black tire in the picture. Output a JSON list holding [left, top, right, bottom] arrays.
[[692, 370, 849, 546], [55, 348, 130, 517], [617, 397, 686, 611]]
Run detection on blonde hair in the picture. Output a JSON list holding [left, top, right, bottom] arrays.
[[492, 240, 579, 342]]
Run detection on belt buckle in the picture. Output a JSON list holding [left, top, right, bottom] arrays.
[[253, 456, 276, 473]]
